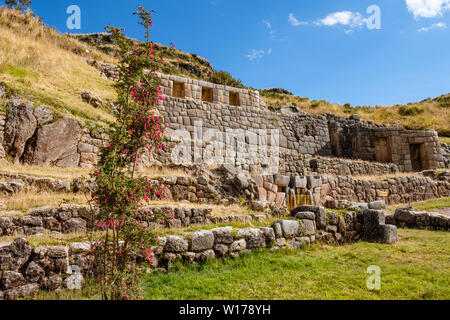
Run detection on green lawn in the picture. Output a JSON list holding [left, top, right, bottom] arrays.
[[144, 229, 450, 300], [388, 197, 450, 213]]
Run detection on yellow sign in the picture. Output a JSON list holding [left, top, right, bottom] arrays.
[[378, 191, 389, 197]]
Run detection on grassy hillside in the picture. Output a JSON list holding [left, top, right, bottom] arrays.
[[0, 8, 116, 125]]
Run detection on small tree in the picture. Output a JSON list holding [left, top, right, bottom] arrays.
[[5, 0, 31, 11], [91, 7, 170, 300]]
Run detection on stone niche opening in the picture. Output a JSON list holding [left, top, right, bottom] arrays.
[[202, 87, 214, 103], [409, 143, 426, 171], [375, 137, 392, 163], [229, 92, 240, 106], [172, 82, 185, 98]]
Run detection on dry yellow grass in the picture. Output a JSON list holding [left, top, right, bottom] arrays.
[[0, 8, 117, 124], [0, 162, 91, 180], [0, 190, 88, 212], [0, 231, 94, 247], [441, 136, 450, 144], [0, 163, 193, 181], [145, 200, 258, 216], [353, 172, 423, 182]]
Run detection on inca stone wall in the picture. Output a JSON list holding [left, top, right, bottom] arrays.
[[320, 174, 450, 206], [327, 114, 445, 172], [386, 207, 449, 231], [309, 156, 395, 176], [0, 205, 274, 237]]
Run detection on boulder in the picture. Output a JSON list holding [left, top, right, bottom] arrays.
[[3, 101, 37, 163], [233, 173, 249, 190], [292, 206, 327, 229], [62, 218, 87, 233], [368, 200, 386, 210], [24, 117, 81, 167], [8, 238, 33, 271], [195, 249, 215, 263], [277, 220, 300, 239], [47, 246, 68, 259], [3, 283, 39, 300], [81, 92, 103, 108], [25, 262, 45, 283], [213, 244, 229, 257], [212, 227, 233, 244], [300, 219, 316, 236], [69, 242, 91, 255], [1, 271, 26, 289], [394, 207, 416, 225], [0, 180, 24, 196], [191, 230, 214, 252], [295, 211, 316, 220], [165, 235, 189, 253], [378, 225, 398, 244], [259, 227, 276, 246], [33, 106, 53, 125], [236, 228, 264, 249], [229, 239, 246, 252], [363, 210, 385, 242]]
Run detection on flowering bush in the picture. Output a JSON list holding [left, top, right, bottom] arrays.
[[91, 7, 170, 300]]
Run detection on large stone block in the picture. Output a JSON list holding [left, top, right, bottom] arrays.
[[290, 176, 307, 188], [191, 230, 215, 252], [235, 228, 264, 249], [378, 225, 398, 244], [212, 227, 233, 244], [394, 207, 416, 225], [165, 236, 189, 253], [277, 220, 300, 239], [274, 174, 290, 187], [306, 176, 321, 189], [300, 219, 316, 236]]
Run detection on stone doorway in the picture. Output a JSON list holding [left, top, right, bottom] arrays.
[[409, 143, 424, 171], [375, 137, 392, 163]]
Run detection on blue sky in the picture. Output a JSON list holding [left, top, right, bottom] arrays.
[[28, 0, 450, 106]]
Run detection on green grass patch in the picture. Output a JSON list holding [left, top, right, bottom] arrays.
[[388, 197, 450, 213], [1, 63, 38, 79], [144, 229, 450, 300]]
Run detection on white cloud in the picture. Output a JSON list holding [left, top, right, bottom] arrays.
[[418, 21, 447, 31], [262, 19, 276, 38], [317, 11, 367, 27], [288, 13, 308, 26], [246, 48, 272, 62], [262, 20, 272, 30], [406, 0, 450, 18]]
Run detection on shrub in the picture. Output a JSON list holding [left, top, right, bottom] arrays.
[[398, 105, 424, 116], [209, 70, 243, 88], [90, 7, 170, 300]]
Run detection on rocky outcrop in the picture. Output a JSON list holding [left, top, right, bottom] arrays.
[[24, 117, 82, 167], [81, 92, 103, 108], [0, 173, 70, 193], [3, 100, 37, 163], [0, 238, 88, 300], [0, 179, 24, 196]]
